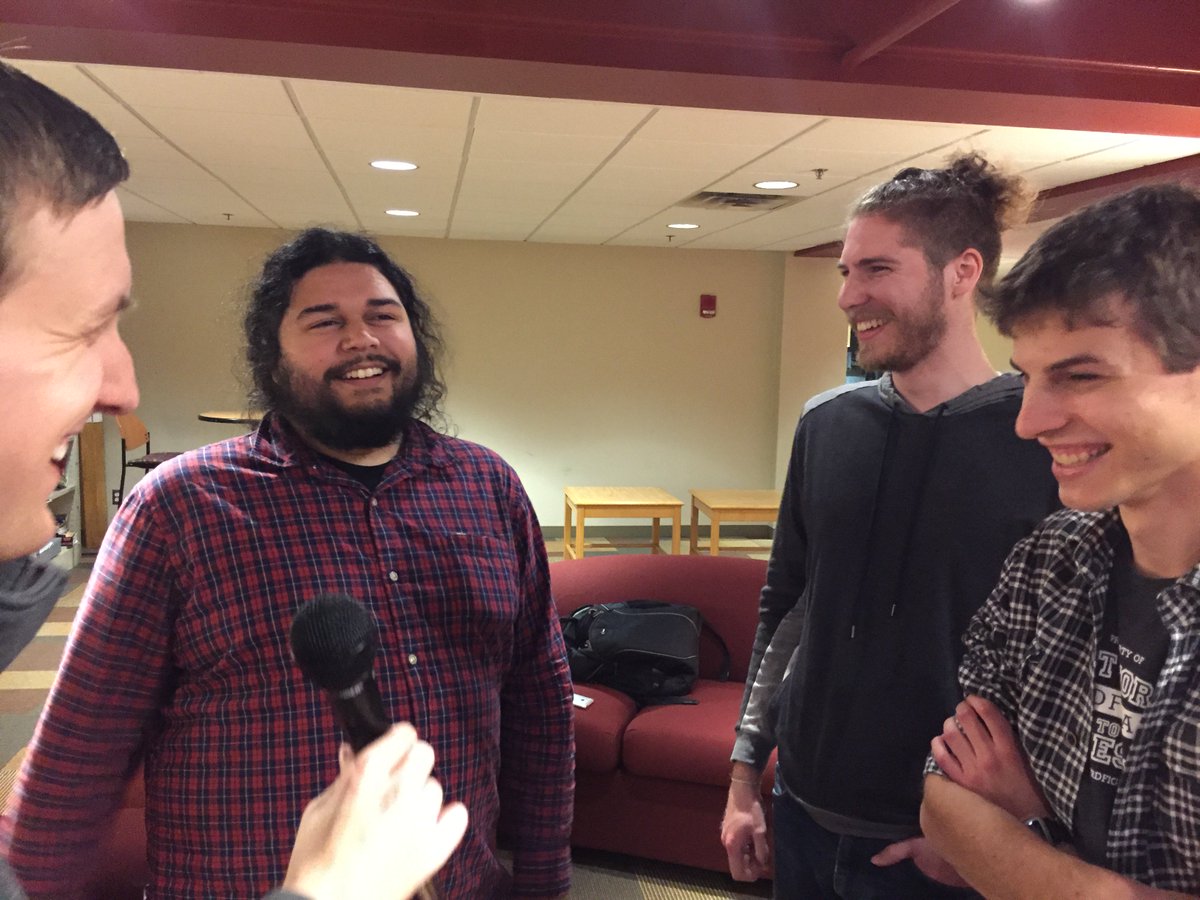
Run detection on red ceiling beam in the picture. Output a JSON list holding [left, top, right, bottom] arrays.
[[2, 1, 1199, 134], [841, 0, 964, 69], [794, 153, 1200, 255], [1031, 152, 1200, 222], [793, 241, 842, 258]]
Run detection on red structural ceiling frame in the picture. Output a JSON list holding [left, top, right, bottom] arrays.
[[1, 0, 1197, 251]]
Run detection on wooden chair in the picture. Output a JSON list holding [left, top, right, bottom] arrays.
[[116, 413, 182, 502]]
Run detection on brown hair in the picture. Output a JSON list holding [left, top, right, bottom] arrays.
[[983, 182, 1200, 373], [852, 151, 1032, 288], [0, 60, 129, 293]]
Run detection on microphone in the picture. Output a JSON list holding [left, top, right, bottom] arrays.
[[290, 593, 391, 752]]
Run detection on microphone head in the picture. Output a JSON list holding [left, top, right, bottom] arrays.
[[290, 594, 379, 691]]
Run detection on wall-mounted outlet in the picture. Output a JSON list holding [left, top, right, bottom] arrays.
[[111, 489, 121, 506]]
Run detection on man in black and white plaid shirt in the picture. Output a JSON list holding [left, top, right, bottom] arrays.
[[877, 183, 1200, 897]]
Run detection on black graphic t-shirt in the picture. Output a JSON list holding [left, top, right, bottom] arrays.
[[1073, 529, 1171, 865]]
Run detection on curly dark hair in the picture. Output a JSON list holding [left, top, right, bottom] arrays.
[[0, 61, 129, 294], [852, 151, 1033, 289], [983, 183, 1200, 373], [243, 228, 446, 424]]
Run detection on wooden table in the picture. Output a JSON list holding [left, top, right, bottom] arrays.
[[689, 488, 782, 556], [198, 410, 263, 425], [563, 486, 683, 559]]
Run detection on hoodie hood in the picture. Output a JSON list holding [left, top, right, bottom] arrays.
[[0, 555, 67, 672]]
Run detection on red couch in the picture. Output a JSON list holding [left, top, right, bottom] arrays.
[[551, 552, 775, 874]]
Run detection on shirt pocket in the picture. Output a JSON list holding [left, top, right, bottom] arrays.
[[402, 528, 522, 665]]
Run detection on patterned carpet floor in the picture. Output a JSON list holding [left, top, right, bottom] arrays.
[[568, 849, 772, 898]]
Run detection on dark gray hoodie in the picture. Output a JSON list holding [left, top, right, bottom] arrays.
[[0, 556, 65, 674], [0, 555, 66, 900], [733, 373, 1060, 838]]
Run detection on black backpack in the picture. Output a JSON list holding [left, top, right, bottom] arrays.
[[560, 600, 730, 706]]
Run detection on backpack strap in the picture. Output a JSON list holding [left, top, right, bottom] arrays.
[[701, 619, 732, 682], [560, 604, 599, 646]]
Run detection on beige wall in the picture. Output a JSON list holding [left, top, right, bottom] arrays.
[[774, 257, 849, 485], [977, 314, 1014, 373], [102, 224, 1016, 533], [111, 223, 803, 529]]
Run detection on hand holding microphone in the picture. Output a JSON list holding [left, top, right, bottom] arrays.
[[282, 722, 468, 900], [283, 595, 468, 900]]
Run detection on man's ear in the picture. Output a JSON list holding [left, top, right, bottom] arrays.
[[948, 248, 984, 298]]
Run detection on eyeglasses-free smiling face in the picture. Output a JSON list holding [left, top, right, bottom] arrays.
[[273, 261, 420, 453], [0, 191, 138, 559], [837, 214, 949, 374], [1011, 300, 1200, 517]]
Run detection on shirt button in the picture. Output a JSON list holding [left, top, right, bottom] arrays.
[[370, 498, 379, 508], [408, 653, 418, 666], [388, 570, 399, 582]]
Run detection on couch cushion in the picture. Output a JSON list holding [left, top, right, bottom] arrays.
[[571, 683, 638, 774], [621, 679, 747, 787]]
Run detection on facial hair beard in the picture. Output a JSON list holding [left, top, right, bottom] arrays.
[[856, 267, 948, 374], [271, 354, 421, 452]]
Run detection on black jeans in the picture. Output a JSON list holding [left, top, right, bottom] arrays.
[[772, 788, 980, 900]]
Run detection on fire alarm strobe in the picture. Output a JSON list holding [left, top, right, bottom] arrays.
[[700, 293, 717, 318]]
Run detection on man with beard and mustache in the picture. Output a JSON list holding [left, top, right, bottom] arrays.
[[3, 228, 573, 900], [888, 184, 1200, 897], [720, 153, 1060, 899]]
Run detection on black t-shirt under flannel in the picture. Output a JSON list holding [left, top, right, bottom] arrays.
[[1073, 528, 1170, 865]]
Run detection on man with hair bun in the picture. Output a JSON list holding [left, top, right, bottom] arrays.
[[721, 153, 1059, 898]]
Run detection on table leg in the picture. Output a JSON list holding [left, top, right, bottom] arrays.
[[563, 496, 573, 559], [690, 502, 699, 555], [574, 508, 587, 559], [710, 514, 721, 556], [670, 509, 681, 555], [651, 517, 661, 554]]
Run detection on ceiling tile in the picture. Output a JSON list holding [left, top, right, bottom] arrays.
[[638, 107, 823, 145], [115, 188, 191, 225], [289, 79, 474, 126], [474, 94, 651, 135], [89, 65, 294, 114], [15, 57, 1196, 252], [611, 138, 768, 170], [468, 130, 622, 165], [313, 123, 469, 163]]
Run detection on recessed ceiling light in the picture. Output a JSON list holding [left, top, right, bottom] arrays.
[[385, 209, 420, 217], [755, 180, 798, 190], [371, 160, 418, 171], [668, 223, 699, 229]]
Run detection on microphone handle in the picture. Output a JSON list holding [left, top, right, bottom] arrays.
[[329, 675, 391, 752]]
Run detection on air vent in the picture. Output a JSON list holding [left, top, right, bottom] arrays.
[[678, 191, 801, 211]]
